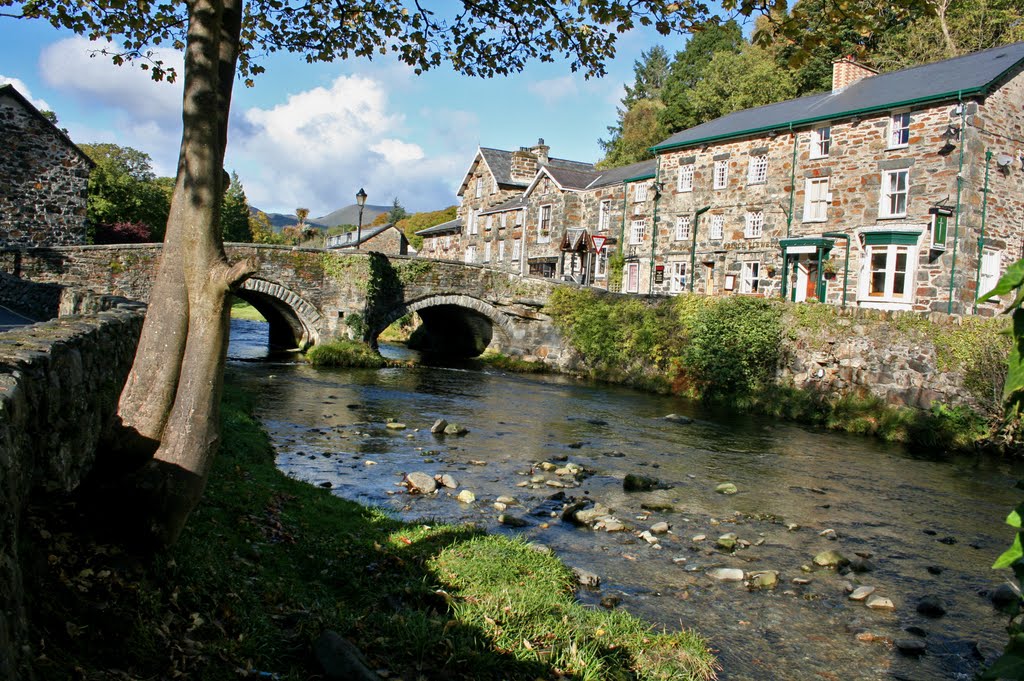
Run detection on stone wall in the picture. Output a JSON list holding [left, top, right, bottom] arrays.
[[0, 297, 145, 681], [0, 87, 92, 246]]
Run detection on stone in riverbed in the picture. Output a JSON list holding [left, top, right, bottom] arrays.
[[717, 533, 738, 551], [624, 474, 661, 492], [444, 423, 469, 436], [430, 419, 448, 434], [405, 472, 437, 494], [572, 567, 601, 587], [813, 550, 848, 568], [600, 594, 621, 609], [866, 595, 895, 611], [456, 490, 476, 504], [498, 514, 529, 527], [438, 474, 459, 489], [663, 413, 693, 424], [916, 596, 946, 618], [747, 571, 779, 590], [715, 482, 738, 495], [895, 639, 927, 656], [650, 521, 670, 534], [385, 421, 406, 430], [849, 586, 876, 601], [707, 568, 745, 582], [992, 583, 1019, 609], [496, 495, 517, 505]]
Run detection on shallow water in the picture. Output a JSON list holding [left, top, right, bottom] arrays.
[[228, 318, 1024, 680]]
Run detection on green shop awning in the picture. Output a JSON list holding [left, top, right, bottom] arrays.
[[779, 237, 835, 249], [862, 230, 921, 246]]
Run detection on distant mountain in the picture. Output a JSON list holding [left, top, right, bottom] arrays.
[[251, 204, 391, 231], [315, 204, 391, 228]]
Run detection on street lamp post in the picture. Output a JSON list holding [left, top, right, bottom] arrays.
[[355, 187, 367, 250]]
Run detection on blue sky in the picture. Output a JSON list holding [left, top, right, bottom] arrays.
[[0, 13, 716, 217]]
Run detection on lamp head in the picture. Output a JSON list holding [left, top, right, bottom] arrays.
[[356, 188, 368, 207]]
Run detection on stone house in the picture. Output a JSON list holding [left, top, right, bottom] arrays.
[[324, 223, 412, 255], [0, 84, 93, 246], [649, 42, 1024, 314]]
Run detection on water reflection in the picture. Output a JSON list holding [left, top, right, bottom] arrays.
[[227, 320, 1021, 680]]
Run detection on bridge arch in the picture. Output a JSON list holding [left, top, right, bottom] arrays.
[[235, 277, 323, 351], [374, 293, 516, 358]]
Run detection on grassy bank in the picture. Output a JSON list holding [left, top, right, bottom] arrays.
[[545, 288, 1013, 452], [23, 384, 716, 680], [230, 297, 266, 321]]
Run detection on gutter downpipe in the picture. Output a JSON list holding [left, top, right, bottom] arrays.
[[690, 205, 712, 293], [823, 231, 851, 309], [782, 123, 798, 301], [619, 181, 628, 291], [973, 149, 992, 313], [649, 156, 661, 294], [947, 92, 966, 314]]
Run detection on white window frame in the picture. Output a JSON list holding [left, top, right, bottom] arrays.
[[483, 241, 491, 262], [675, 215, 691, 241], [669, 261, 687, 293], [879, 169, 909, 218], [633, 183, 649, 203], [485, 214, 494, 231], [467, 209, 478, 235], [595, 250, 608, 279], [500, 212, 507, 229], [498, 239, 505, 262], [598, 199, 612, 232], [537, 204, 552, 243], [860, 243, 916, 303], [804, 177, 830, 222], [740, 261, 760, 294], [475, 177, 483, 198], [744, 211, 764, 239], [464, 245, 476, 264], [747, 155, 768, 185], [492, 177, 498, 194], [713, 160, 728, 190], [980, 248, 1002, 297], [515, 209, 524, 227], [443, 236, 451, 251], [811, 126, 831, 159], [512, 238, 521, 261], [709, 215, 724, 240], [630, 219, 646, 245], [678, 164, 694, 192], [888, 112, 910, 149]]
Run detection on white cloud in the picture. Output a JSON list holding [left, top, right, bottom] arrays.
[[0, 75, 50, 111], [231, 75, 468, 215], [527, 75, 580, 106], [39, 36, 182, 126]]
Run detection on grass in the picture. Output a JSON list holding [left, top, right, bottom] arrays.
[[307, 338, 389, 368], [22, 384, 717, 681], [478, 351, 550, 374], [230, 297, 267, 321]]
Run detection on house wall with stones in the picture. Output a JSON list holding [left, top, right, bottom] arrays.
[[454, 153, 528, 265], [572, 181, 632, 290], [0, 87, 92, 247], [361, 225, 408, 255], [651, 82, 1022, 314], [522, 175, 579, 276]]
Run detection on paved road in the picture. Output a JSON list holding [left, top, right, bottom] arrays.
[[0, 305, 38, 332]]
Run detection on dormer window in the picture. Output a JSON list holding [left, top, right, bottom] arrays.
[[888, 112, 910, 149]]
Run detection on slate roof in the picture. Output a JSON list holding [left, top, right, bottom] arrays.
[[325, 223, 401, 248], [415, 217, 462, 236], [585, 159, 657, 189], [479, 147, 595, 188], [653, 41, 1024, 152], [479, 196, 527, 216]]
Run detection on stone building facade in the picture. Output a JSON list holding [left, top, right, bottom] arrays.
[[324, 223, 411, 255], [419, 43, 1024, 316], [0, 84, 93, 246]]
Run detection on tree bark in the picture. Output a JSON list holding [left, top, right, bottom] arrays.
[[110, 0, 255, 545]]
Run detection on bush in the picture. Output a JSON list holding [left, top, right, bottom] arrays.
[[93, 221, 153, 244]]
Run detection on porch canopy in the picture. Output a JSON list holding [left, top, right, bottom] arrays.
[[779, 236, 835, 303]]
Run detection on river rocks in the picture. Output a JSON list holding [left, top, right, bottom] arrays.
[[385, 421, 406, 430], [319, 481, 333, 488], [572, 567, 601, 587], [430, 418, 447, 433], [638, 531, 660, 545], [439, 474, 459, 489], [405, 472, 437, 494], [707, 568, 745, 582], [813, 550, 848, 568], [717, 533, 738, 551], [992, 583, 1019, 609], [624, 474, 661, 492], [498, 514, 529, 527], [496, 495, 516, 505], [819, 528, 838, 540], [456, 490, 476, 504], [663, 413, 693, 424], [650, 521, 670, 535], [916, 596, 946, 618], [600, 594, 622, 609], [748, 571, 779, 590], [849, 557, 874, 573], [849, 586, 876, 601], [715, 482, 738, 495], [444, 423, 469, 436], [895, 639, 927, 656], [596, 518, 628, 532], [866, 595, 895, 611]]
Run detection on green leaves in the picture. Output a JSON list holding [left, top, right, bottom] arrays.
[[979, 258, 1024, 307]]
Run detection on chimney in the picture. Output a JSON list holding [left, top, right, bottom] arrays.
[[510, 148, 539, 182], [529, 137, 550, 165], [832, 56, 878, 93]]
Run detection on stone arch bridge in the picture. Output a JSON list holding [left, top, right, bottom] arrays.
[[0, 244, 575, 363]]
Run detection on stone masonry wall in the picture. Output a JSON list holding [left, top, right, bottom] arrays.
[[0, 298, 145, 681], [0, 90, 91, 246]]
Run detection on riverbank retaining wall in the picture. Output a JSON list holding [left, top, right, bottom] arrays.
[[0, 287, 144, 681]]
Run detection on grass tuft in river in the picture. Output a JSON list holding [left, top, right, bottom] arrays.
[[23, 383, 717, 681], [307, 338, 389, 368]]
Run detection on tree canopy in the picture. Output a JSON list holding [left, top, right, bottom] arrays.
[[79, 142, 171, 240]]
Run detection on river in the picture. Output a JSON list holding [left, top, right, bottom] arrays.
[[227, 317, 1024, 680]]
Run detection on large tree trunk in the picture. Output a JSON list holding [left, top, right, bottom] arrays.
[[111, 0, 255, 545]]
